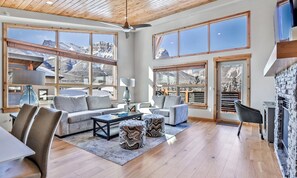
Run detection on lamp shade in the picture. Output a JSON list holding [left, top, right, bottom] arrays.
[[12, 70, 45, 85], [120, 78, 135, 87]]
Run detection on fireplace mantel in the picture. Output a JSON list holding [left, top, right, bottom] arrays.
[[264, 40, 297, 76]]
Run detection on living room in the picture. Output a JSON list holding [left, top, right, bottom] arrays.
[[0, 0, 293, 177]]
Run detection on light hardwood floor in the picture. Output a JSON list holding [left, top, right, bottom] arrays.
[[48, 120, 282, 178]]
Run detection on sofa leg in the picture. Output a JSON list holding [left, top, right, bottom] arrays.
[[237, 122, 243, 137]]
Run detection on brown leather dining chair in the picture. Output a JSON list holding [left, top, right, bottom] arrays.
[[11, 104, 38, 144], [0, 107, 62, 178]]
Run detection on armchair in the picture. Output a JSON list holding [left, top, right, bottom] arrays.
[[234, 101, 264, 140], [137, 96, 188, 126]]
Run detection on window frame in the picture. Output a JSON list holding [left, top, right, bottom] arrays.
[[153, 11, 250, 59], [153, 61, 208, 109], [2, 23, 118, 112]]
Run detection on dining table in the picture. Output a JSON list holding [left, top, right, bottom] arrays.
[[0, 126, 35, 163]]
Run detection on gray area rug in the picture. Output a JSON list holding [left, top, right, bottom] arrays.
[[62, 123, 190, 165]]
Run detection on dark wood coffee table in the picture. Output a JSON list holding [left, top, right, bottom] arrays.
[[91, 112, 143, 140]]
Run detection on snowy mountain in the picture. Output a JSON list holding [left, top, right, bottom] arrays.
[[8, 39, 115, 82]]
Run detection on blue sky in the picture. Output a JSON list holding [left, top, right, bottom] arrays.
[[8, 28, 114, 47], [157, 15, 248, 57], [279, 2, 293, 40]]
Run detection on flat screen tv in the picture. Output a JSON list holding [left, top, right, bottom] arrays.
[[274, 1, 295, 42]]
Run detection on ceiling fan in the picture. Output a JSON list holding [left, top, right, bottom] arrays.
[[121, 0, 152, 38]]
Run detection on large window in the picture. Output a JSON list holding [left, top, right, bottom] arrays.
[[210, 15, 247, 51], [153, 62, 208, 108], [180, 25, 208, 55], [153, 11, 250, 59], [3, 24, 118, 111], [154, 32, 178, 59], [278, 1, 293, 41]]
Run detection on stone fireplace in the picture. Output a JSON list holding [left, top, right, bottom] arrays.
[[275, 63, 297, 177]]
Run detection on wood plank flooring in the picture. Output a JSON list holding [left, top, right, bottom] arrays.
[[48, 120, 282, 178]]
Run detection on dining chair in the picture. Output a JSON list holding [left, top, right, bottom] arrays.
[[0, 107, 62, 178], [234, 101, 264, 140], [11, 104, 38, 144]]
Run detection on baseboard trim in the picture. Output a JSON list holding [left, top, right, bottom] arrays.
[[189, 116, 215, 122]]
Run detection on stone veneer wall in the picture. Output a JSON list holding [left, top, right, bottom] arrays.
[[275, 63, 297, 178]]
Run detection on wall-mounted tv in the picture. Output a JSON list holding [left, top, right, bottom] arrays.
[[290, 0, 297, 26], [275, 0, 294, 42]]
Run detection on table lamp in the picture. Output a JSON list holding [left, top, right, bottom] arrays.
[[120, 78, 135, 107], [12, 70, 45, 106]]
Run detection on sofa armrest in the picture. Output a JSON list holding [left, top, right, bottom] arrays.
[[55, 111, 69, 137], [169, 104, 188, 125]]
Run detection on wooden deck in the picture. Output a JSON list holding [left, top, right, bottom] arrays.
[[48, 119, 282, 178]]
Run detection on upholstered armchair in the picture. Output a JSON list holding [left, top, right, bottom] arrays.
[[234, 101, 264, 140], [136, 95, 188, 126]]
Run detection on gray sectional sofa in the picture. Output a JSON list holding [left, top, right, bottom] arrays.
[[136, 95, 188, 126], [53, 95, 123, 137]]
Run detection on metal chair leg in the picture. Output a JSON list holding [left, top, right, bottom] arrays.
[[259, 123, 264, 140], [237, 122, 243, 137]]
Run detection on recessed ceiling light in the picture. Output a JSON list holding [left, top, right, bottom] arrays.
[[218, 32, 221, 36], [46, 1, 54, 5]]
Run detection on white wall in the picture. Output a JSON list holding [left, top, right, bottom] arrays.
[[134, 0, 277, 119], [0, 8, 135, 130]]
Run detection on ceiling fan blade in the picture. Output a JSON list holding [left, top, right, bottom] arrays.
[[125, 32, 130, 39], [98, 21, 123, 29], [131, 24, 152, 29]]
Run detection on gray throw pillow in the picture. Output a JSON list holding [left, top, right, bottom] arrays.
[[86, 96, 112, 110], [54, 96, 88, 113], [163, 96, 182, 109], [152, 95, 165, 108]]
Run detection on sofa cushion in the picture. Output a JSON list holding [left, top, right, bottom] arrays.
[[101, 107, 124, 115], [86, 96, 112, 110], [152, 95, 165, 108], [138, 108, 159, 114], [163, 96, 182, 109], [68, 110, 102, 123], [54, 96, 88, 113], [153, 109, 170, 117]]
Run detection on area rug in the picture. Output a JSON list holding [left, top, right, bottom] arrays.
[[61, 123, 190, 165]]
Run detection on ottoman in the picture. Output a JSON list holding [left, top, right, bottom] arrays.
[[119, 120, 146, 150], [143, 114, 165, 137]]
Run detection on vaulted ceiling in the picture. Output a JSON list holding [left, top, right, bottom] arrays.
[[0, 0, 215, 25]]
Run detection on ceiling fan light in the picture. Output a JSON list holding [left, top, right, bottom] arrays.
[[123, 28, 131, 32]]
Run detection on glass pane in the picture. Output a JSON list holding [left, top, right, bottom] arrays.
[[179, 68, 205, 85], [8, 28, 56, 47], [278, 2, 293, 40], [180, 26, 208, 55], [220, 63, 242, 113], [34, 86, 56, 107], [8, 85, 23, 106], [155, 32, 178, 59], [210, 16, 247, 51], [59, 86, 89, 96], [155, 86, 177, 96], [92, 86, 116, 100], [8, 48, 56, 84], [59, 57, 89, 84], [93, 34, 115, 60], [92, 63, 116, 85], [59, 32, 90, 54], [179, 87, 205, 104], [155, 71, 177, 85]]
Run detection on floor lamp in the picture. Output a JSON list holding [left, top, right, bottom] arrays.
[[12, 70, 45, 106]]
